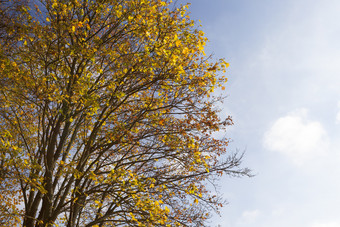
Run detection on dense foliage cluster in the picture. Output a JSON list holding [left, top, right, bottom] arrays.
[[0, 0, 250, 226]]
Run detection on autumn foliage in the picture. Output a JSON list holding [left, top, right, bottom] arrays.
[[0, 0, 250, 226]]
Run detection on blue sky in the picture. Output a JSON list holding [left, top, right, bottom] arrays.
[[188, 1, 340, 226]]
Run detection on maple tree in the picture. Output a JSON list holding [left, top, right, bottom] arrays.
[[0, 0, 251, 226]]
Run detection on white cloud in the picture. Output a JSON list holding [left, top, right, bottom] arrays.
[[311, 221, 340, 227], [336, 112, 340, 124], [263, 109, 330, 165], [237, 209, 261, 225], [336, 102, 340, 124]]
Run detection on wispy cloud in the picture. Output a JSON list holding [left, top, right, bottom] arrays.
[[236, 209, 261, 225], [336, 102, 340, 124], [312, 221, 340, 227]]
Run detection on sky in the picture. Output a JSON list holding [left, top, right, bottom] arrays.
[[187, 0, 340, 226]]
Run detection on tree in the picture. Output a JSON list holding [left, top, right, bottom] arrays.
[[0, 0, 251, 226]]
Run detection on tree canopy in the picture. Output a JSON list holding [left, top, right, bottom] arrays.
[[0, 0, 251, 226]]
